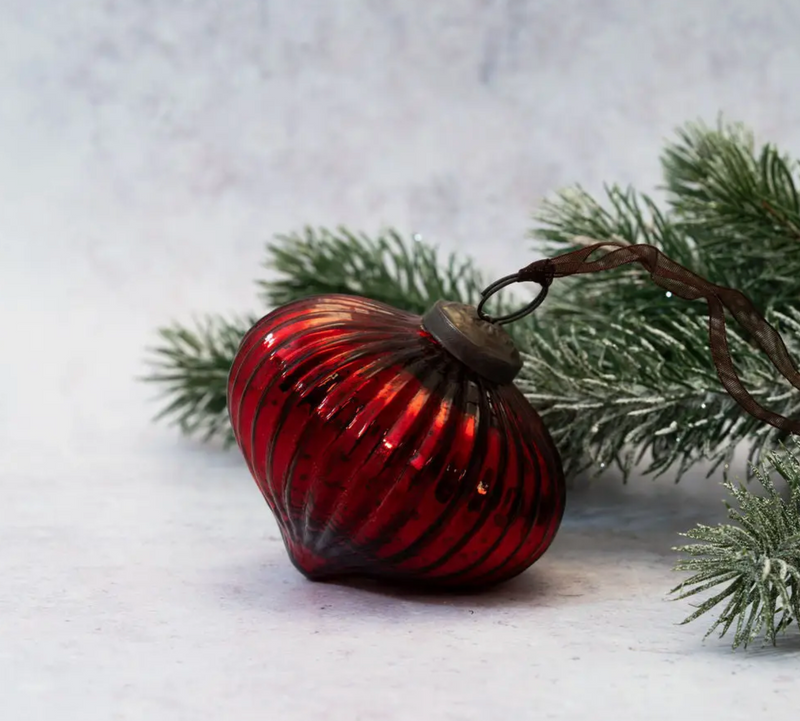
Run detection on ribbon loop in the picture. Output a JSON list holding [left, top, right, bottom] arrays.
[[512, 241, 800, 436]]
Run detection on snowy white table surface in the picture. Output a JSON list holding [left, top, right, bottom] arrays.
[[5, 1, 800, 719], [5, 335, 800, 720]]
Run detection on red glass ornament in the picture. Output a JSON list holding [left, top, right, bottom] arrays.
[[227, 294, 565, 588]]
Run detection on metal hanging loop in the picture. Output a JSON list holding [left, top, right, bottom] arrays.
[[477, 272, 551, 325]]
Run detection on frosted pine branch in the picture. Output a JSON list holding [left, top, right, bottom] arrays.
[[671, 439, 800, 649]]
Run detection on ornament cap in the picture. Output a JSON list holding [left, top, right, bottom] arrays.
[[422, 300, 523, 384]]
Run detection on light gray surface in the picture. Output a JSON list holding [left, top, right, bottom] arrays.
[[3, 2, 800, 719]]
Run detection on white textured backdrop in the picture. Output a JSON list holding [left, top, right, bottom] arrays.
[[4, 2, 800, 720]]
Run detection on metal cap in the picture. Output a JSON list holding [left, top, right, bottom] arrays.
[[421, 301, 523, 385]]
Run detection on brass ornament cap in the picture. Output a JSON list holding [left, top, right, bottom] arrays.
[[421, 300, 523, 384]]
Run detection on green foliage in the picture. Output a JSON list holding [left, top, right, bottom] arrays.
[[535, 119, 800, 315], [516, 304, 800, 483], [143, 229, 501, 441], [534, 186, 707, 320], [520, 313, 743, 481], [671, 440, 800, 649], [259, 227, 491, 314], [662, 120, 800, 310], [523, 119, 800, 481], [142, 315, 255, 445]]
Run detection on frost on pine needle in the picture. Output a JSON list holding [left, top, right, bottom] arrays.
[[671, 439, 800, 649]]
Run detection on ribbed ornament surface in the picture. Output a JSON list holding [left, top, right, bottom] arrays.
[[227, 294, 565, 588]]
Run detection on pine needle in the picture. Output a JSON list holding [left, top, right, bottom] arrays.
[[142, 315, 256, 445], [671, 439, 800, 649], [259, 226, 495, 315]]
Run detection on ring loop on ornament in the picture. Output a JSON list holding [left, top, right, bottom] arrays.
[[477, 273, 551, 325]]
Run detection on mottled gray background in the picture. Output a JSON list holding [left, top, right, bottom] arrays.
[[5, 1, 800, 300], [4, 3, 800, 720], [6, 0, 800, 452]]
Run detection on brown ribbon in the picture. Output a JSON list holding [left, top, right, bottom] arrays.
[[517, 241, 800, 436]]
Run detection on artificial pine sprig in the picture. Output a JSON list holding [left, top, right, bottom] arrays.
[[534, 119, 800, 319], [143, 315, 256, 445], [671, 439, 800, 649], [516, 303, 800, 481], [260, 227, 495, 315], [534, 185, 707, 321], [662, 120, 800, 311], [143, 229, 499, 441], [517, 311, 755, 481]]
